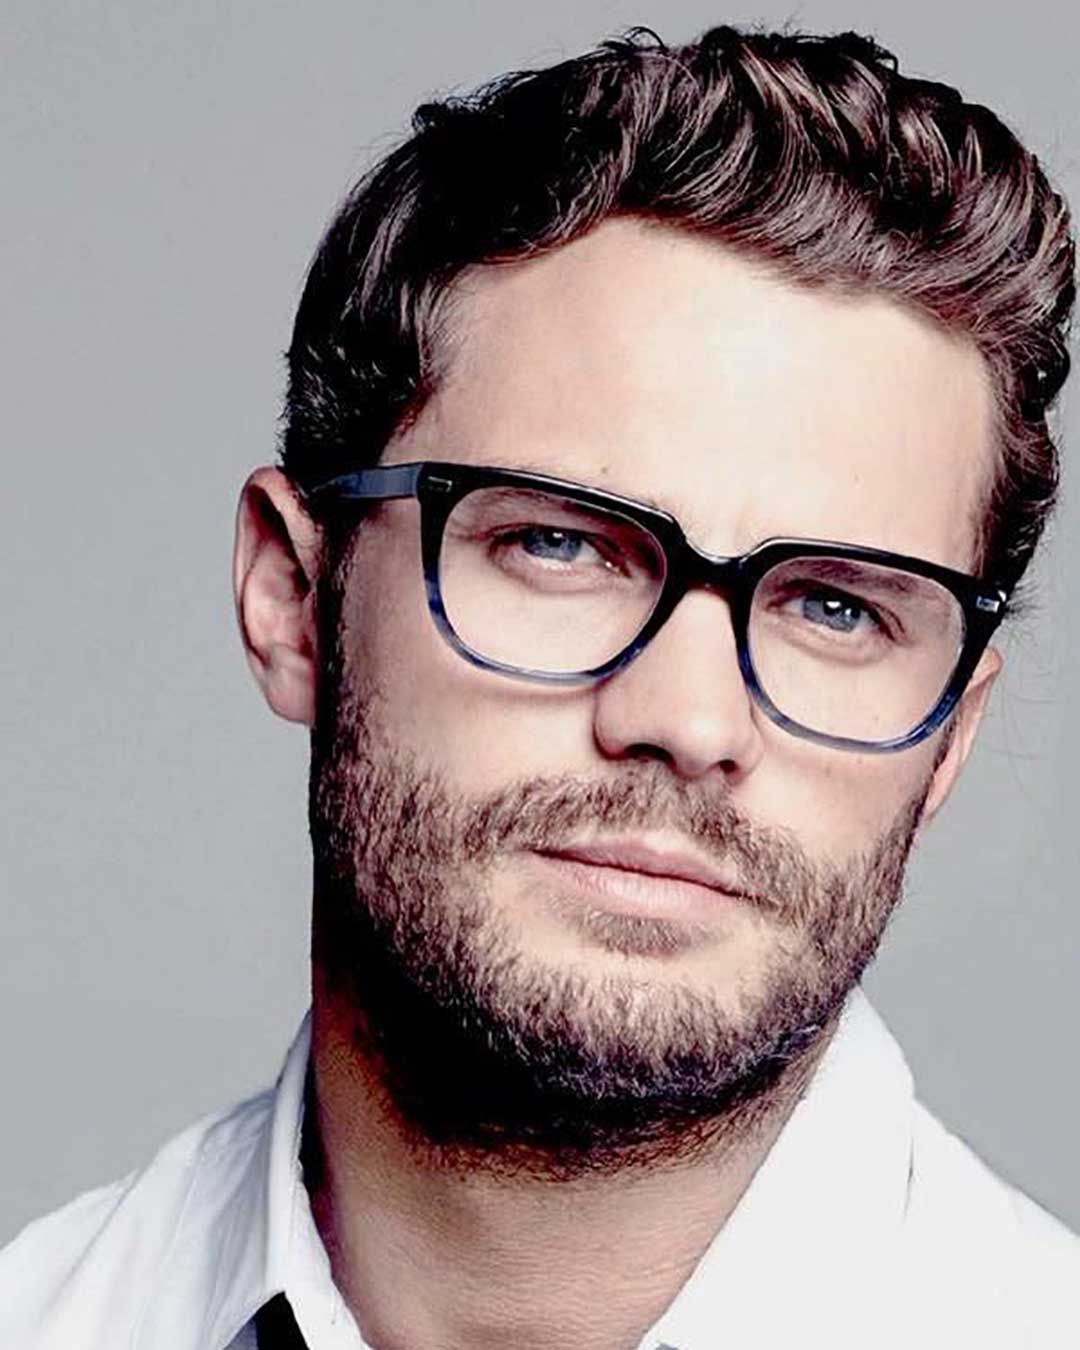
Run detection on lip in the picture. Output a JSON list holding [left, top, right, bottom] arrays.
[[532, 837, 750, 899]]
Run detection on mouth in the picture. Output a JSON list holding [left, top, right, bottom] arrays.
[[529, 837, 755, 920]]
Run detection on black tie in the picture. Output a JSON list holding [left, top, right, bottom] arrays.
[[254, 1293, 309, 1349]]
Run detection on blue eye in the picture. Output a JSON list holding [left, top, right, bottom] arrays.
[[519, 527, 591, 562], [801, 591, 872, 633]]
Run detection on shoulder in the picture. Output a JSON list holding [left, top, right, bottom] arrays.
[[0, 1089, 273, 1349], [896, 1100, 1079, 1341]]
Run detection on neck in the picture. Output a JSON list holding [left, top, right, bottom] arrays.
[[305, 977, 834, 1350]]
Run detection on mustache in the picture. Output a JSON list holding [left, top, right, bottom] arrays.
[[469, 768, 773, 842], [463, 770, 820, 917], [325, 744, 829, 923]]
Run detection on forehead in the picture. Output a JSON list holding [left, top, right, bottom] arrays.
[[397, 218, 994, 568]]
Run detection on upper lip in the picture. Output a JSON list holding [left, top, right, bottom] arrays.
[[535, 837, 749, 896]]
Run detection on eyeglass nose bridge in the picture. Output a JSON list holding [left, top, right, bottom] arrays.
[[627, 535, 759, 686], [663, 533, 754, 610], [637, 536, 793, 744]]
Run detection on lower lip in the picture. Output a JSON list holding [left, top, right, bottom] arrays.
[[530, 851, 743, 920]]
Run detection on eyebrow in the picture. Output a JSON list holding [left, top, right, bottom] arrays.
[[504, 461, 671, 514], [469, 482, 661, 515], [780, 558, 933, 597]]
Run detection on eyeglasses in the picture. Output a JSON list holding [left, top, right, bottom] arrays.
[[308, 460, 1009, 753]]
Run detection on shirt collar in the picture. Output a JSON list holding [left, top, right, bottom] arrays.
[[134, 1012, 361, 1350], [642, 989, 915, 1349], [138, 989, 914, 1350]]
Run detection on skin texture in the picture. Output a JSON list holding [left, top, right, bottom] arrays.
[[235, 219, 1002, 1350]]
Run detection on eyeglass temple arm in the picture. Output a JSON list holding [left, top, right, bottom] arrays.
[[307, 463, 424, 502]]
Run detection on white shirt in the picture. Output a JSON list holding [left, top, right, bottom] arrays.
[[2, 990, 1076, 1349]]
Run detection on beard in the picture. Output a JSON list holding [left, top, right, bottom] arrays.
[[309, 662, 930, 1180]]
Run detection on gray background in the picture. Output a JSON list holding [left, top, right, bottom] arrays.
[[2, 0, 1077, 1244]]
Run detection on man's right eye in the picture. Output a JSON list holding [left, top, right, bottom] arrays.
[[487, 525, 625, 578], [509, 526, 596, 563]]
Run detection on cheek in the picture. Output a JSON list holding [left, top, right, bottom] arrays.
[[741, 722, 938, 861]]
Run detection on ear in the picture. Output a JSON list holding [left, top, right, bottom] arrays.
[[233, 467, 322, 726], [917, 645, 1003, 830]]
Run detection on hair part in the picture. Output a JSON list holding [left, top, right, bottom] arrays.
[[282, 24, 1074, 594]]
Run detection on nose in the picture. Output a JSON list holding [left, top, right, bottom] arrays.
[[591, 588, 765, 781]]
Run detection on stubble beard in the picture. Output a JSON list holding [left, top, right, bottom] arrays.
[[309, 668, 930, 1181]]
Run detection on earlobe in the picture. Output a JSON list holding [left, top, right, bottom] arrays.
[[917, 645, 1003, 830], [234, 467, 322, 726]]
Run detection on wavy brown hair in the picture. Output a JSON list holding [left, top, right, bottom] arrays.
[[282, 25, 1074, 593]]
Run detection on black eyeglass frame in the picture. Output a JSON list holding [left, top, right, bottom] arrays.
[[308, 460, 1009, 754]]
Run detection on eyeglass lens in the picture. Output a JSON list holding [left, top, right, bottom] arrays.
[[436, 485, 966, 744]]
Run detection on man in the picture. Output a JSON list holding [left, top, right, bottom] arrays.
[[2, 23, 1077, 1350]]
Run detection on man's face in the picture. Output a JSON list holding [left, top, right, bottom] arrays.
[[300, 219, 997, 1168]]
